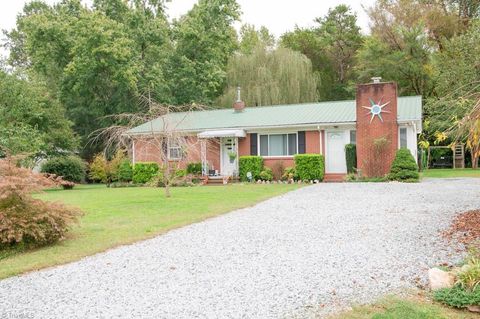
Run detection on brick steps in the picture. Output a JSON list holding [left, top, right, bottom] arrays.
[[205, 176, 239, 185], [324, 173, 346, 183]]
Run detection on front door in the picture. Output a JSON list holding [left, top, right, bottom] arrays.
[[326, 131, 347, 173], [221, 137, 237, 176]]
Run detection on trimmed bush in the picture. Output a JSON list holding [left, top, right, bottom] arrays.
[[186, 162, 202, 175], [132, 162, 159, 184], [345, 143, 357, 174], [41, 156, 86, 183], [117, 160, 133, 182], [239, 156, 263, 181], [294, 154, 325, 181], [434, 285, 480, 309], [259, 168, 273, 181], [388, 149, 419, 182]]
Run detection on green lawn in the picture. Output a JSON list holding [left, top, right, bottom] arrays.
[[421, 168, 480, 179], [0, 184, 300, 279], [330, 296, 478, 319]]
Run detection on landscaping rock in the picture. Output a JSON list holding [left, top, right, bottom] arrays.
[[467, 305, 480, 313], [428, 268, 455, 290]]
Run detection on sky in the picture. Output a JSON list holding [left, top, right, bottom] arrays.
[[0, 0, 375, 57]]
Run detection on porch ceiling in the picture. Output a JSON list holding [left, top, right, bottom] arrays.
[[197, 129, 246, 138]]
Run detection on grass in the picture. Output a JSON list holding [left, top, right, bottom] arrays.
[[421, 168, 480, 179], [0, 183, 300, 279], [329, 295, 478, 319]]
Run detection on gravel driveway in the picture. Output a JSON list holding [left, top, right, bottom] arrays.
[[1, 179, 480, 319]]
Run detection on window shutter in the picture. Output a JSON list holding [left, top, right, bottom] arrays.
[[250, 133, 258, 155], [298, 131, 306, 154]]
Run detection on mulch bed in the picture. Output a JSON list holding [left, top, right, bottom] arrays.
[[443, 209, 480, 249]]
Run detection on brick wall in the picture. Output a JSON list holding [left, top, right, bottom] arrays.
[[356, 82, 398, 177]]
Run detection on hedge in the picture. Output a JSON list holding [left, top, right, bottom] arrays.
[[132, 162, 159, 184], [41, 156, 86, 183], [345, 144, 357, 174], [294, 154, 325, 181], [388, 149, 419, 182], [239, 156, 263, 181]]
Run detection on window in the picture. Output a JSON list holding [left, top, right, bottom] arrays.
[[350, 130, 356, 145], [258, 133, 297, 156], [400, 127, 407, 148], [168, 139, 182, 160]]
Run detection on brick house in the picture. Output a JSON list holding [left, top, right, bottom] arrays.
[[128, 80, 422, 180]]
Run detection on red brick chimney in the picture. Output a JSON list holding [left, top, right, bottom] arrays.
[[356, 78, 399, 177], [233, 86, 245, 112]]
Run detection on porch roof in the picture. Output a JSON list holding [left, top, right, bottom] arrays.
[[127, 96, 422, 135], [197, 129, 246, 138]]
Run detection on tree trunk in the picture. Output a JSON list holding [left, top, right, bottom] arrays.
[[472, 150, 479, 169], [164, 163, 171, 197]]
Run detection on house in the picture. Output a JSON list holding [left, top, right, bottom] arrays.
[[128, 79, 422, 181]]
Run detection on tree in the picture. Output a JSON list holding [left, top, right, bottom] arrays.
[[216, 46, 318, 107], [239, 24, 275, 54], [169, 0, 240, 105], [0, 69, 77, 156], [356, 26, 435, 97], [280, 5, 362, 100], [96, 100, 209, 197], [315, 5, 363, 88], [428, 21, 480, 167]]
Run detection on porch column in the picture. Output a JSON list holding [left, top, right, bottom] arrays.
[[200, 139, 207, 176]]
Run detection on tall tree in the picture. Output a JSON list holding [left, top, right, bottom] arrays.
[[216, 46, 318, 107], [169, 0, 240, 105], [238, 24, 275, 54], [281, 5, 362, 100], [0, 69, 77, 156]]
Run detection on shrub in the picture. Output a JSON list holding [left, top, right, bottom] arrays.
[[259, 168, 273, 181], [294, 154, 325, 181], [186, 162, 202, 175], [388, 149, 419, 182], [117, 160, 133, 182], [239, 156, 263, 181], [345, 144, 357, 174], [41, 155, 86, 183], [0, 157, 82, 249], [132, 162, 159, 184], [282, 167, 297, 181], [434, 285, 480, 308], [271, 161, 284, 180], [456, 252, 480, 291], [89, 154, 108, 183], [108, 150, 126, 183]]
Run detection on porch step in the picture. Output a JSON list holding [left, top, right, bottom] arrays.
[[324, 173, 346, 183], [205, 176, 239, 185]]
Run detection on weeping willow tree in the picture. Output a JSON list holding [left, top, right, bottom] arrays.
[[217, 46, 318, 107]]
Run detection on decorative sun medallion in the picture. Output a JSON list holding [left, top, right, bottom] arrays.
[[362, 97, 391, 123]]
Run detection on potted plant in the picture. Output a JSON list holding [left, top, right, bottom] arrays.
[[227, 151, 237, 163]]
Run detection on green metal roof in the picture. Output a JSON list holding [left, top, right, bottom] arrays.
[[128, 96, 422, 134]]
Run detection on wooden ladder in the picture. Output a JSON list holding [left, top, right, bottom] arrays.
[[453, 144, 465, 169]]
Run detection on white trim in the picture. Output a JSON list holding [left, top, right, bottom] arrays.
[[257, 132, 299, 157], [167, 139, 182, 160]]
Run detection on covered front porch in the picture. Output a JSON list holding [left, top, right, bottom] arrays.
[[198, 129, 246, 178]]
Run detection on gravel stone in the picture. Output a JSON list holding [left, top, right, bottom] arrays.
[[1, 178, 480, 319]]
